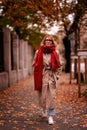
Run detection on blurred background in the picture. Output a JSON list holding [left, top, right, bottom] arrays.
[[0, 0, 87, 90]]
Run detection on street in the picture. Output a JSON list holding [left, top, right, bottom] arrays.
[[0, 73, 87, 130]]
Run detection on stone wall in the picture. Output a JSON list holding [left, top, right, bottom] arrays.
[[0, 27, 34, 90]]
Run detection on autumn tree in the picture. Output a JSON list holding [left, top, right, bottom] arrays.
[[0, 0, 87, 41]]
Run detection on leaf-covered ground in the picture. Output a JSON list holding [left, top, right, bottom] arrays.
[[0, 73, 87, 130]]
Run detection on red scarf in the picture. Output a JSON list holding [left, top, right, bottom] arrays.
[[34, 45, 60, 91]]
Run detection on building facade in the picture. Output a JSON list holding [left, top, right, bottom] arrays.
[[69, 13, 87, 54]]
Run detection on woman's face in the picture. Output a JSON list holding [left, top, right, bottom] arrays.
[[44, 37, 53, 46]]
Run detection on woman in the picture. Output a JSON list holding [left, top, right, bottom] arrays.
[[33, 35, 61, 125]]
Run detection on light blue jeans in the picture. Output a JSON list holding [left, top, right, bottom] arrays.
[[48, 109, 56, 116]]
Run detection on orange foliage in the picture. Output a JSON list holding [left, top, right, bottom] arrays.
[[0, 0, 78, 38]]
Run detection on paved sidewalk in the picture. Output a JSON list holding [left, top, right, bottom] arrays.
[[0, 73, 87, 130]]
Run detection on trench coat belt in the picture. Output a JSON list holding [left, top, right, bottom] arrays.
[[45, 67, 51, 70]]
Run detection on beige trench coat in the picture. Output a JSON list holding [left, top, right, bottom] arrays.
[[33, 50, 60, 110]]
